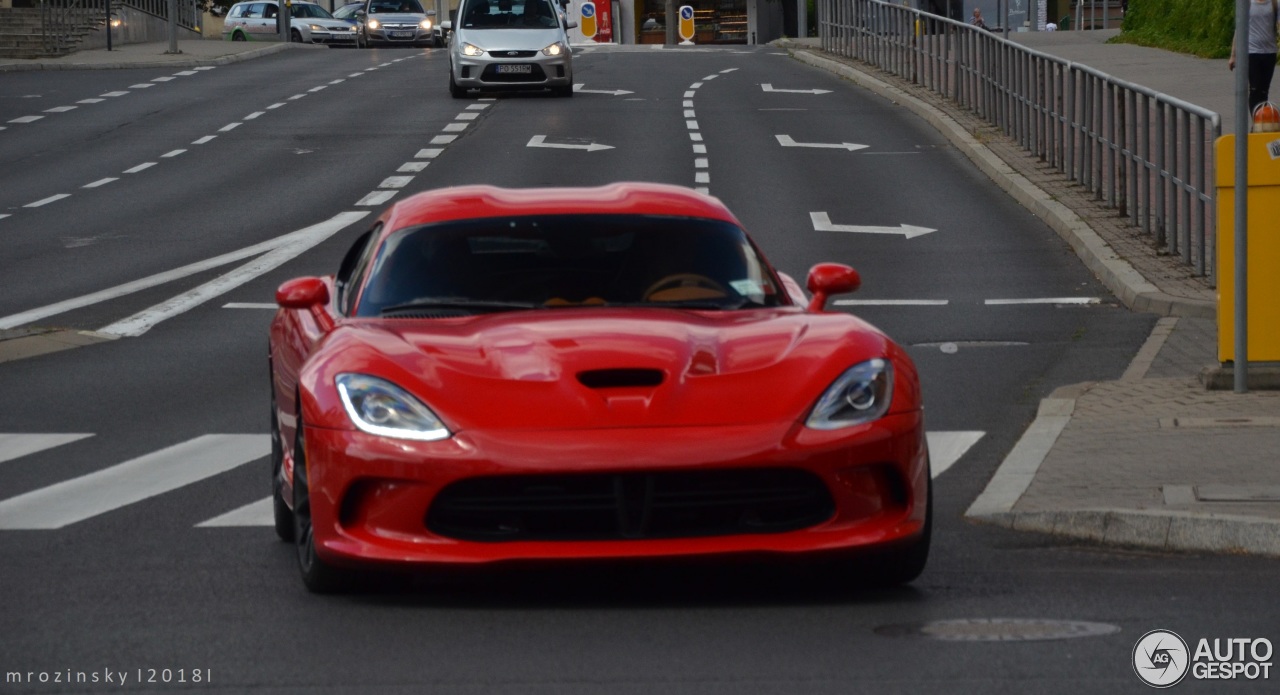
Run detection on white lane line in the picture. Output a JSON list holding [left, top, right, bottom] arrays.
[[966, 398, 1073, 518], [329, 79, 346, 84], [691, 82, 703, 89], [985, 297, 1101, 305], [0, 435, 268, 530], [123, 162, 156, 174], [25, 194, 70, 208], [466, 104, 489, 110], [289, 94, 307, 100], [0, 214, 9, 220], [44, 106, 77, 113], [244, 111, 265, 120], [689, 132, 703, 141], [77, 98, 105, 104], [398, 161, 429, 172], [683, 90, 695, 98], [0, 212, 368, 331], [308, 85, 327, 92], [378, 62, 392, 67], [349, 72, 364, 77], [430, 135, 458, 145], [98, 212, 368, 338], [356, 190, 397, 206], [267, 103, 286, 110], [364, 67, 379, 71], [151, 76, 175, 82], [719, 67, 738, 73], [100, 91, 129, 97], [161, 149, 186, 158], [834, 299, 950, 306], [442, 122, 467, 132], [192, 135, 216, 144], [415, 148, 444, 158], [702, 74, 718, 80], [9, 116, 43, 124], [174, 70, 198, 76], [83, 178, 118, 188], [0, 434, 93, 467], [129, 83, 155, 89], [223, 302, 276, 309], [686, 120, 699, 129], [694, 157, 708, 168], [683, 100, 694, 108], [455, 112, 479, 121], [928, 431, 985, 478], [694, 187, 709, 195], [692, 144, 706, 154], [694, 172, 709, 183], [194, 66, 216, 70], [683, 109, 696, 118], [219, 122, 241, 132], [198, 497, 273, 527], [379, 176, 413, 189]]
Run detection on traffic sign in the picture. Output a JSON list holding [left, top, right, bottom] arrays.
[[580, 1, 597, 39], [678, 5, 694, 44]]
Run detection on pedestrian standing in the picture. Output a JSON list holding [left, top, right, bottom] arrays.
[[1230, 0, 1280, 114]]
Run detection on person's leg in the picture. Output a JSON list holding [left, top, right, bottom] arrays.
[[1247, 53, 1278, 113]]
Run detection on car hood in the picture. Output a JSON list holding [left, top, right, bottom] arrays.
[[455, 27, 566, 51], [310, 308, 907, 432], [306, 18, 358, 28]]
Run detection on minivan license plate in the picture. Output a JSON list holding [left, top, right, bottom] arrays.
[[496, 64, 532, 74]]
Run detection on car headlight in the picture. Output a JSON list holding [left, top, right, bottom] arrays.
[[419, 18, 432, 29], [541, 41, 566, 56], [309, 24, 325, 31], [367, 18, 380, 29], [805, 359, 893, 429], [461, 42, 484, 56], [336, 373, 450, 441]]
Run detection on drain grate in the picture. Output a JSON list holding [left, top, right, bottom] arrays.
[[875, 618, 1120, 642]]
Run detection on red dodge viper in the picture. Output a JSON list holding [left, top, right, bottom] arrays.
[[268, 183, 930, 592]]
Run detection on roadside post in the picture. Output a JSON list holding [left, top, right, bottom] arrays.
[[579, 1, 597, 40], [1231, 0, 1249, 391], [677, 4, 693, 45], [166, 0, 180, 54]]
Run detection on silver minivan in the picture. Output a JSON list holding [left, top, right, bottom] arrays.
[[448, 0, 576, 98]]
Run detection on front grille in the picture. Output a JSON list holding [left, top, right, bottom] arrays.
[[427, 469, 835, 541], [490, 50, 537, 58], [480, 64, 547, 83]]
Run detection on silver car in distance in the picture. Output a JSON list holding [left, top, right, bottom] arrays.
[[448, 0, 576, 98]]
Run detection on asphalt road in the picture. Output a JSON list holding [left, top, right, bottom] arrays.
[[0, 44, 1272, 694]]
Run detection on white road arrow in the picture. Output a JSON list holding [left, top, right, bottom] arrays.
[[775, 134, 868, 152], [573, 84, 635, 96], [761, 83, 831, 95], [810, 212, 936, 239], [527, 135, 614, 152]]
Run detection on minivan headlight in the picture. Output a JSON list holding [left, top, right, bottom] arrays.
[[461, 42, 484, 56]]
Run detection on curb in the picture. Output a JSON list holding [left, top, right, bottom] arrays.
[[0, 42, 296, 72], [779, 42, 1215, 320]]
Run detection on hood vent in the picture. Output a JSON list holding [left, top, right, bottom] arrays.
[[577, 368, 664, 389]]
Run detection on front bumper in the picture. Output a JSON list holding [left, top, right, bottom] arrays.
[[367, 26, 433, 44], [311, 28, 360, 45], [301, 414, 928, 568], [451, 51, 572, 90]]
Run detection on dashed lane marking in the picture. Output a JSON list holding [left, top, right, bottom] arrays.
[[83, 178, 118, 188], [24, 194, 70, 208], [0, 434, 93, 466], [123, 162, 156, 174]]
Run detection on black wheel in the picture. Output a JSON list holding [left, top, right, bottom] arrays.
[[292, 415, 351, 593], [269, 378, 294, 542], [449, 71, 466, 99], [232, 31, 247, 41], [290, 29, 304, 43]]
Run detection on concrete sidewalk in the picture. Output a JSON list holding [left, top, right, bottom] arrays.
[[777, 34, 1280, 558], [0, 38, 302, 72]]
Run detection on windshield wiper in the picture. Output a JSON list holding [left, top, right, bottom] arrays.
[[380, 298, 541, 315], [608, 298, 754, 311]]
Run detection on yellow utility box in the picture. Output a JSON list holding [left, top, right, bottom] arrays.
[[1216, 133, 1280, 363]]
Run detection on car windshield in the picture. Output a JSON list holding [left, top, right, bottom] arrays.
[[369, 0, 424, 13], [332, 3, 361, 18], [355, 215, 787, 317], [290, 3, 334, 18], [460, 0, 559, 29]]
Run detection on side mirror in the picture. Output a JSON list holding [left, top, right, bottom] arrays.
[[276, 277, 330, 309], [426, 8, 436, 15], [805, 263, 860, 312], [440, 19, 451, 29], [565, 19, 577, 29]]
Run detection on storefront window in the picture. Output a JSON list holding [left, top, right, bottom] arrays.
[[635, 0, 747, 44]]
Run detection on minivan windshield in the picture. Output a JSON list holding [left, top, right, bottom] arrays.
[[460, 0, 559, 29]]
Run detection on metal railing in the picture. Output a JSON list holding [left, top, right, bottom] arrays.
[[39, 0, 201, 55], [818, 0, 1219, 283]]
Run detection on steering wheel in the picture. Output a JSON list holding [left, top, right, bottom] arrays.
[[642, 274, 729, 302]]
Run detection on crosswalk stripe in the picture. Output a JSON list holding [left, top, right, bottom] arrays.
[[197, 497, 272, 527], [928, 431, 985, 478], [0, 435, 268, 530], [0, 434, 93, 466]]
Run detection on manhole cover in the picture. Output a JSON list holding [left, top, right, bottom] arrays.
[[875, 618, 1120, 642]]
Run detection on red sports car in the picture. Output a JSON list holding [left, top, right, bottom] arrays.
[[269, 183, 930, 592]]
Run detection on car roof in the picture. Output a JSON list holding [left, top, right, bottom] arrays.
[[379, 183, 742, 234]]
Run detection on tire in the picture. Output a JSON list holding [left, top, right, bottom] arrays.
[[231, 31, 247, 42], [449, 71, 466, 99], [292, 415, 351, 593], [269, 378, 294, 542], [290, 29, 304, 43]]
